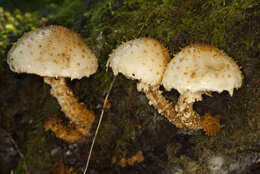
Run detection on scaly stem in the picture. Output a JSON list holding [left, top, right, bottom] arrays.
[[138, 82, 202, 130], [175, 91, 203, 129], [44, 116, 86, 142], [137, 82, 184, 128], [44, 77, 95, 136]]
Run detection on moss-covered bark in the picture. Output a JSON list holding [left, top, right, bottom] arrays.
[[0, 0, 260, 173]]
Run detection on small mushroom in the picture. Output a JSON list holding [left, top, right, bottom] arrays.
[[107, 38, 170, 86], [107, 38, 185, 127], [7, 25, 98, 140], [162, 44, 243, 133]]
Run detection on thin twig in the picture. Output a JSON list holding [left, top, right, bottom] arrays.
[[83, 7, 160, 173], [83, 76, 116, 174], [2, 129, 31, 174]]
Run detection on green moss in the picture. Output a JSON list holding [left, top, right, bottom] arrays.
[[94, 100, 140, 156], [41, 96, 60, 117], [186, 85, 260, 173], [14, 122, 51, 174], [75, 0, 259, 170], [94, 118, 119, 152], [44, 0, 259, 72], [73, 0, 260, 66], [0, 7, 40, 71], [0, 0, 259, 173], [47, 0, 87, 26]]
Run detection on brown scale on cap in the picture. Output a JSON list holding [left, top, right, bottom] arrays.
[[107, 38, 193, 129], [129, 43, 241, 136], [161, 43, 243, 135], [107, 37, 170, 86], [7, 25, 99, 142]]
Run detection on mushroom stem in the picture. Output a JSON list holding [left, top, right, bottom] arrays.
[[138, 82, 203, 130], [44, 77, 95, 136], [44, 116, 86, 142], [139, 83, 220, 133], [175, 91, 203, 129], [137, 82, 184, 129]]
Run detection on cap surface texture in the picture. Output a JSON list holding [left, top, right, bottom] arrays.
[[107, 38, 170, 86], [7, 25, 98, 79], [162, 44, 243, 95]]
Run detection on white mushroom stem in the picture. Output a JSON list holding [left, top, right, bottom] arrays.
[[175, 91, 203, 129], [44, 77, 95, 136], [137, 82, 202, 130]]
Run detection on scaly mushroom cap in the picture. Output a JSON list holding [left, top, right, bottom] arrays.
[[7, 25, 98, 79], [162, 44, 243, 95], [107, 38, 170, 86]]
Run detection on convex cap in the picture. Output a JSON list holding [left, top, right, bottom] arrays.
[[162, 44, 243, 95], [107, 38, 170, 86], [8, 25, 98, 79]]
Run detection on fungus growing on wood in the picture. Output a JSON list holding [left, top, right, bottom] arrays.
[[162, 44, 243, 133], [107, 40, 242, 135], [107, 38, 185, 127], [7, 25, 98, 141]]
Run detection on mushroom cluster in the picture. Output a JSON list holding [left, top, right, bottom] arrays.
[[107, 39, 243, 135], [7, 25, 243, 138], [7, 25, 98, 142]]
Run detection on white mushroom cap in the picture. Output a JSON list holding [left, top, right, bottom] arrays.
[[107, 38, 170, 86], [162, 44, 243, 96], [7, 25, 98, 79]]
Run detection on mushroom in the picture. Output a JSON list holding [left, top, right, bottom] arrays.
[[7, 25, 98, 139], [107, 38, 170, 86], [107, 40, 243, 135], [107, 38, 186, 127], [162, 44, 243, 133]]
